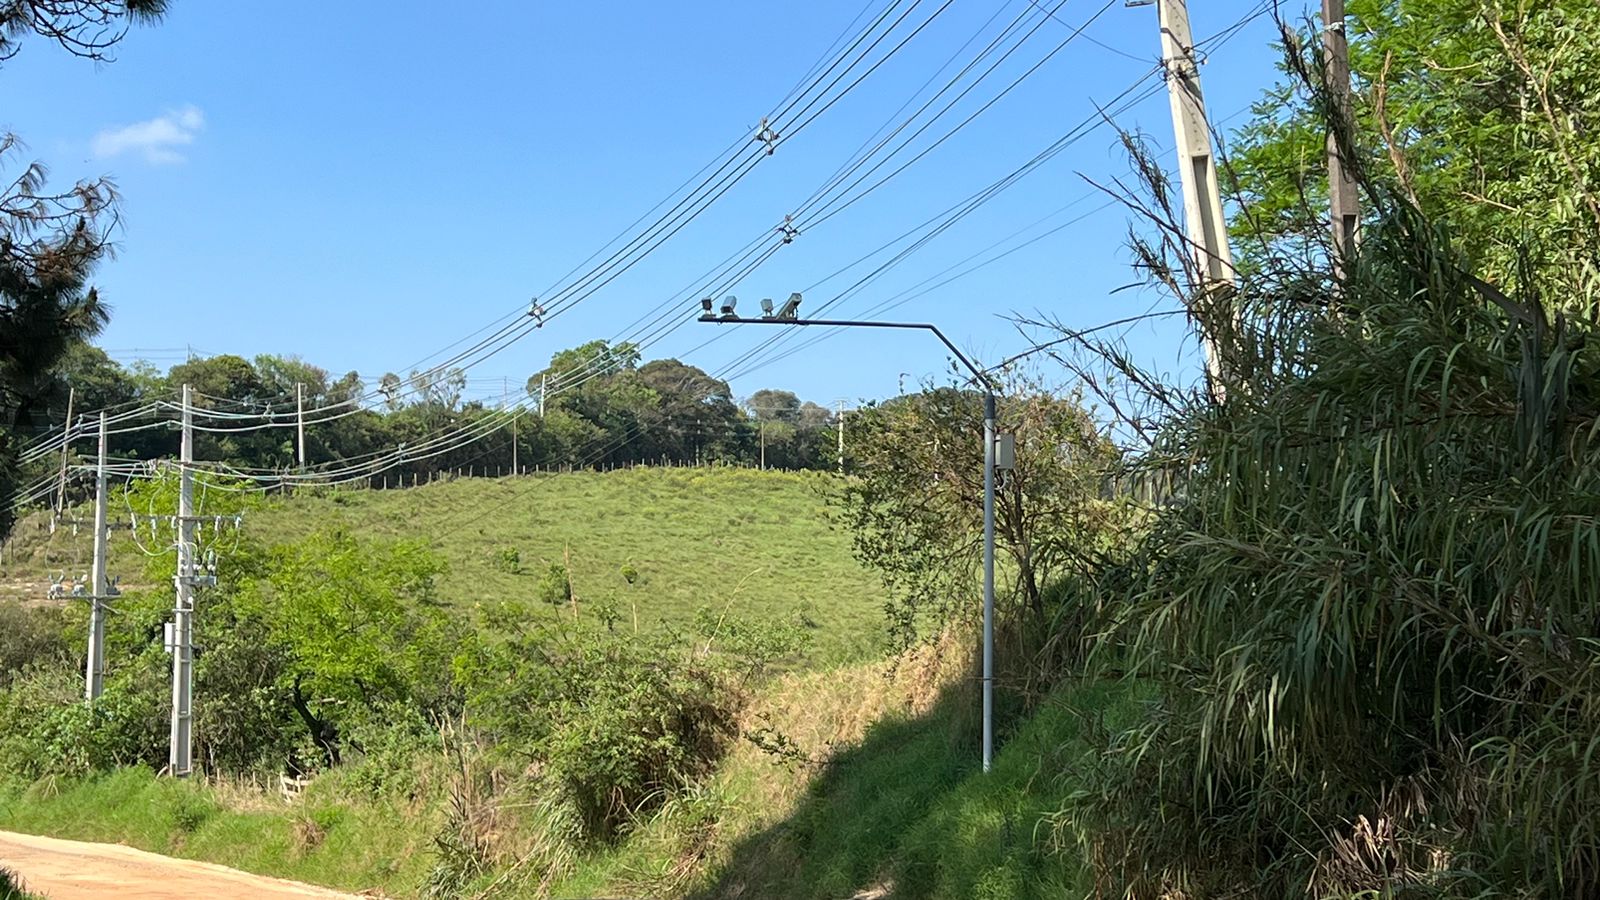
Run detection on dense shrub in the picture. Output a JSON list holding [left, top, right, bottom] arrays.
[[465, 601, 806, 839], [0, 603, 68, 684], [1058, 199, 1600, 897]]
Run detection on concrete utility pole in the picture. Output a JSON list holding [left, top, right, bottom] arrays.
[[539, 374, 548, 418], [295, 383, 306, 468], [1155, 0, 1235, 385], [759, 419, 766, 471], [85, 412, 110, 701], [836, 400, 845, 474], [1323, 0, 1359, 276], [169, 384, 196, 777], [54, 387, 75, 524], [506, 377, 519, 475]]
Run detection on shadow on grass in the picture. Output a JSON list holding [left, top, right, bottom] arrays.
[[694, 674, 1136, 900]]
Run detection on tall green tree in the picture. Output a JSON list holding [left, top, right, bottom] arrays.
[[1229, 1, 1600, 308], [0, 0, 168, 539], [841, 380, 1122, 651]]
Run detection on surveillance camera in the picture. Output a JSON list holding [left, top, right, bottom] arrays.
[[776, 292, 801, 319], [700, 297, 714, 312], [720, 295, 738, 317], [760, 297, 775, 317]]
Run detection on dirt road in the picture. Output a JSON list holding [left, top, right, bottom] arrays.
[[0, 830, 360, 899]]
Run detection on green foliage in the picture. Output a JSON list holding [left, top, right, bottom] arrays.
[[492, 545, 520, 574], [465, 601, 805, 840], [702, 680, 1141, 899], [0, 603, 67, 684], [535, 560, 572, 607], [339, 702, 436, 800], [840, 381, 1125, 655], [165, 785, 216, 833], [235, 529, 462, 769], [0, 866, 40, 900], [1059, 191, 1600, 894], [0, 767, 436, 896], [1228, 0, 1600, 309]]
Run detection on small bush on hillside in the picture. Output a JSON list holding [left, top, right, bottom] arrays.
[[535, 562, 571, 607], [464, 600, 806, 840], [493, 547, 521, 574], [0, 603, 67, 684]]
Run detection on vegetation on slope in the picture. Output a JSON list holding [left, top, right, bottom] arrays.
[[0, 630, 1144, 900]]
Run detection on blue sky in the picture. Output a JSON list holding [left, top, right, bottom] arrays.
[[4, 0, 1296, 408]]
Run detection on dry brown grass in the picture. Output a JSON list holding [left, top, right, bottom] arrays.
[[718, 629, 971, 832]]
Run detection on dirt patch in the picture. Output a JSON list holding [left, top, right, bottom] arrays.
[[0, 829, 361, 900]]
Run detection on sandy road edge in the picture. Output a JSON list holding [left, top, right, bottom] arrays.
[[0, 828, 364, 898]]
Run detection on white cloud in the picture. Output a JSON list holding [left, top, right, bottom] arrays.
[[91, 105, 205, 164]]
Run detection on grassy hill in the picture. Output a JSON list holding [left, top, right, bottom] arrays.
[[1, 466, 886, 666]]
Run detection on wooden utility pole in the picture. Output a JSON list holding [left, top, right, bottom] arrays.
[[1323, 0, 1359, 276], [1154, 0, 1235, 388]]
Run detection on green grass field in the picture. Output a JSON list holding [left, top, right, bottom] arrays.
[[4, 466, 886, 665], [254, 467, 885, 664]]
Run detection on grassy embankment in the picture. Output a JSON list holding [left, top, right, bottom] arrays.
[[0, 657, 1139, 899], [0, 467, 1134, 897]]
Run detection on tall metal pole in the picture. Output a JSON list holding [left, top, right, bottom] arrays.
[[539, 374, 547, 418], [169, 384, 195, 777], [1323, 0, 1359, 276], [295, 382, 306, 468], [981, 391, 996, 773], [702, 314, 999, 773], [85, 412, 109, 701], [1155, 0, 1235, 387], [759, 420, 766, 471]]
